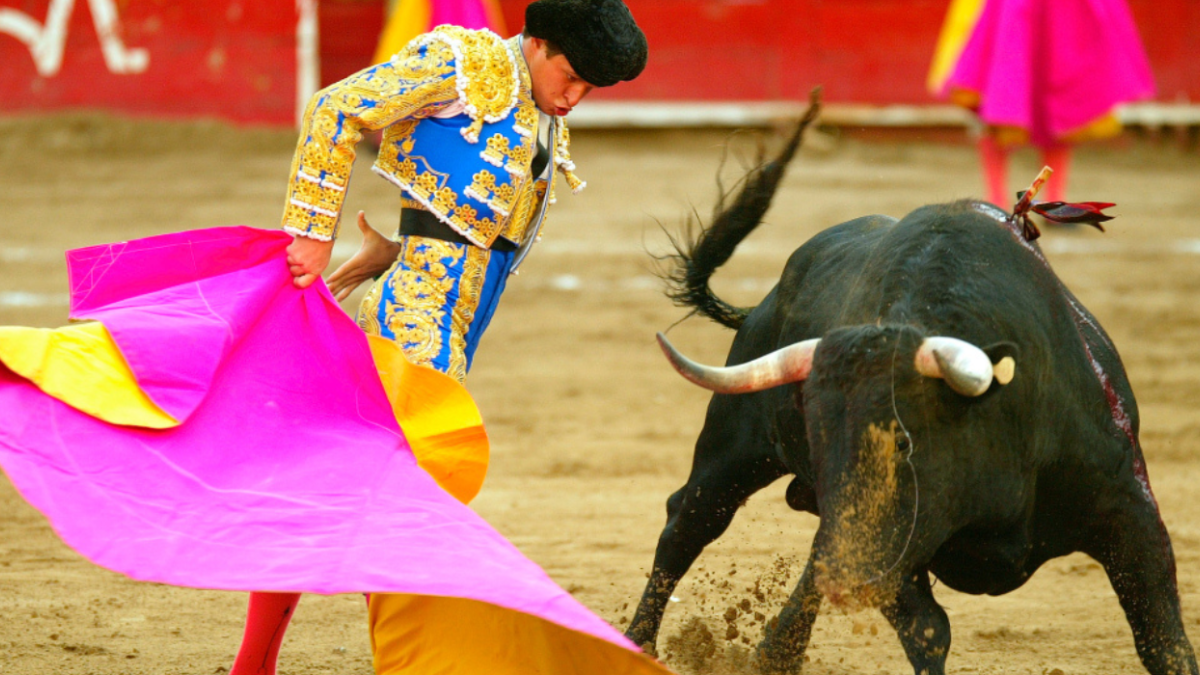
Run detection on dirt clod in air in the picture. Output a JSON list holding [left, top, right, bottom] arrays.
[[664, 616, 718, 673]]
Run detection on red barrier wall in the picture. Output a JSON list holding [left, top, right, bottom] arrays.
[[500, 0, 1200, 105], [2, 0, 1195, 124], [1130, 0, 1200, 104], [319, 0, 384, 88], [0, 0, 299, 124]]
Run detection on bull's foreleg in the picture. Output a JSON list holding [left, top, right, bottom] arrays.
[[880, 570, 950, 675], [1093, 501, 1198, 675], [756, 555, 821, 675], [625, 455, 785, 654]]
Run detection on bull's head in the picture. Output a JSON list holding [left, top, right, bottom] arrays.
[[657, 327, 1016, 607]]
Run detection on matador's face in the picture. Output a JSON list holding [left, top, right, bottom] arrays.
[[524, 37, 596, 117]]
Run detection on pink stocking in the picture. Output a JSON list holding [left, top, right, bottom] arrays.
[[229, 592, 302, 675], [978, 135, 1010, 207]]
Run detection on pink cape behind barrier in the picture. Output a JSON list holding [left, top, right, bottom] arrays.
[[0, 226, 661, 670], [940, 0, 1154, 146]]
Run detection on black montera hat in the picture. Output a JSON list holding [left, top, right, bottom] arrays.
[[525, 0, 648, 87]]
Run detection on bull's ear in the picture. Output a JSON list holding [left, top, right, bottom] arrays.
[[982, 342, 1019, 386]]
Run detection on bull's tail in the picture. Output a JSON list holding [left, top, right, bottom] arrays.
[[663, 88, 822, 330]]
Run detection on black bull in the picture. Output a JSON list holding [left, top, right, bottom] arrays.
[[625, 115, 1198, 675]]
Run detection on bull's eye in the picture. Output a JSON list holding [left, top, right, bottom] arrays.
[[895, 434, 911, 453]]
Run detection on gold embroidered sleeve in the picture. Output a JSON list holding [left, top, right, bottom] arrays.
[[282, 43, 461, 241]]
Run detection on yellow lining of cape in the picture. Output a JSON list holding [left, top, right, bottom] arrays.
[[0, 322, 489, 503], [369, 594, 670, 675], [0, 322, 178, 428], [367, 335, 489, 504]]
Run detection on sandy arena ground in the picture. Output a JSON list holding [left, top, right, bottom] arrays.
[[1, 113, 1199, 675]]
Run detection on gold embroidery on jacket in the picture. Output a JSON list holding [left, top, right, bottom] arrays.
[[282, 40, 460, 240], [491, 182, 516, 216], [502, 181, 537, 245], [513, 100, 538, 139], [504, 142, 532, 177], [285, 26, 579, 253], [482, 134, 512, 169], [464, 170, 498, 204], [423, 27, 521, 143], [368, 33, 532, 247], [432, 186, 458, 214]]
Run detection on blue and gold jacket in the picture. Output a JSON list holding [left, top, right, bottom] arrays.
[[282, 26, 584, 247]]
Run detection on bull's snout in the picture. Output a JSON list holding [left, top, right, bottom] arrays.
[[808, 422, 912, 611]]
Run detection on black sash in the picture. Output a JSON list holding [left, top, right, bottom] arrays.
[[399, 208, 517, 252], [398, 137, 546, 254]]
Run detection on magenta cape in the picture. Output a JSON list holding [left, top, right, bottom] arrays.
[[429, 0, 499, 29], [0, 226, 656, 666], [942, 0, 1154, 146]]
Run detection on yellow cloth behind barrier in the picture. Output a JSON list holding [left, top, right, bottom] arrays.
[[0, 322, 177, 428], [372, 0, 432, 65], [927, 0, 985, 94], [371, 0, 509, 66], [481, 0, 507, 37]]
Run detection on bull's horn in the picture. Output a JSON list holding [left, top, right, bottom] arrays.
[[913, 337, 1000, 397], [657, 332, 820, 394]]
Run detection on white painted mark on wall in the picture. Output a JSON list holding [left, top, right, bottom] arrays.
[[0, 0, 148, 77]]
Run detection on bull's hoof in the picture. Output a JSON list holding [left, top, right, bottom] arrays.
[[624, 625, 658, 658], [754, 643, 802, 675]]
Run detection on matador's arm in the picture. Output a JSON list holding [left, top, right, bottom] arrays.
[[282, 40, 461, 241]]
